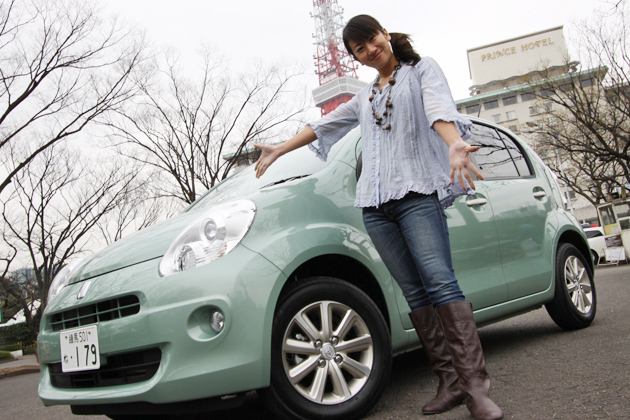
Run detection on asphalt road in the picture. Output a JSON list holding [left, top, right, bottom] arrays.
[[2, 264, 629, 420]]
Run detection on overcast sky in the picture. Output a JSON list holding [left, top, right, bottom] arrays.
[[105, 0, 611, 103]]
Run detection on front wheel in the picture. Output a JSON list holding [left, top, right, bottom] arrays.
[[545, 243, 596, 330], [263, 277, 392, 420], [590, 250, 600, 266]]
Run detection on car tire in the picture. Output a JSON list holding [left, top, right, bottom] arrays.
[[262, 277, 392, 420], [545, 243, 596, 330], [590, 250, 599, 266]]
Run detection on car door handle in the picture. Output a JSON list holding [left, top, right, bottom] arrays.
[[533, 191, 547, 198], [466, 198, 488, 207]]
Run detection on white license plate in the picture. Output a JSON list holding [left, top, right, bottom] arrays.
[[60, 325, 100, 373]]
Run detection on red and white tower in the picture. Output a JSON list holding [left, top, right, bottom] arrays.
[[310, 0, 366, 116]]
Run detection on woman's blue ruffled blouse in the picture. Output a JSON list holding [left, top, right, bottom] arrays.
[[307, 57, 474, 208]]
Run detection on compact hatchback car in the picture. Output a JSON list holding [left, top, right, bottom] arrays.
[[38, 118, 596, 420]]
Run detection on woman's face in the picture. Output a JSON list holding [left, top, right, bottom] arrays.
[[348, 29, 393, 71]]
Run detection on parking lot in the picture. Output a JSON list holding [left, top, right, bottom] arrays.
[[2, 264, 628, 420]]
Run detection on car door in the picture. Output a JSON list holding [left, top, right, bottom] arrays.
[[444, 182, 508, 310], [468, 124, 553, 300]]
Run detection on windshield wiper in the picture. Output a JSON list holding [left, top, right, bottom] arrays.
[[262, 175, 310, 188]]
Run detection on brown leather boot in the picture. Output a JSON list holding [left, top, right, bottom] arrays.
[[409, 306, 465, 414], [435, 301, 504, 420]]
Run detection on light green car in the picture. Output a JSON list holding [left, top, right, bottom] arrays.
[[38, 118, 596, 420]]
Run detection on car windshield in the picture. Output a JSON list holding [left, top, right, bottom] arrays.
[[189, 130, 357, 210]]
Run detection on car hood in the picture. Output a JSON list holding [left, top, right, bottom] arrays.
[[71, 210, 202, 283]]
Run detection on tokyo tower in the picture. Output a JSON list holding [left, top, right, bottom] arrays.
[[310, 0, 366, 116]]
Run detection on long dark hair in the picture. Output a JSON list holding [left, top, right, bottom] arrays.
[[342, 15, 421, 66]]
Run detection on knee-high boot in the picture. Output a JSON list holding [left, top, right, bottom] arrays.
[[435, 301, 504, 420], [409, 306, 465, 414]]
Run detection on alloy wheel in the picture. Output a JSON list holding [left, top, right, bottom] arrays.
[[281, 300, 374, 405], [564, 254, 593, 314]]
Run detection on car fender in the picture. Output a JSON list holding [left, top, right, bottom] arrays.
[[243, 219, 412, 351], [551, 210, 594, 275]]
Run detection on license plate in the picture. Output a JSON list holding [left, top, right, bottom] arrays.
[[60, 325, 100, 373]]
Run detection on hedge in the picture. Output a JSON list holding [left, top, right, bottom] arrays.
[[0, 323, 37, 349], [0, 350, 14, 361], [0, 343, 22, 352], [24, 344, 37, 355]]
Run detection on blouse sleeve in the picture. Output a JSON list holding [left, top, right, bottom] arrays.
[[416, 57, 472, 140], [307, 94, 360, 161]]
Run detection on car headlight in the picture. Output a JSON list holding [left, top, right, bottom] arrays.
[[159, 199, 256, 276], [48, 257, 86, 305]]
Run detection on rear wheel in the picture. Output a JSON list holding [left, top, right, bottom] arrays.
[[545, 243, 596, 330], [263, 277, 392, 420]]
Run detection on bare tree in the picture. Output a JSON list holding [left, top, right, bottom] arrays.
[[526, 1, 630, 204], [0, 144, 153, 333], [94, 178, 179, 246], [0, 0, 148, 195], [106, 48, 311, 204]]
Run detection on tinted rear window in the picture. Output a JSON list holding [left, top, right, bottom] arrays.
[[584, 230, 603, 238]]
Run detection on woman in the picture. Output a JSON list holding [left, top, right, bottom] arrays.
[[254, 15, 503, 420]]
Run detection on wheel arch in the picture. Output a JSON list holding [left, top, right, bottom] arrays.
[[557, 228, 594, 274], [279, 254, 391, 331]]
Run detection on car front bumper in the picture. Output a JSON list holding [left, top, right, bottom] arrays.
[[38, 245, 285, 407]]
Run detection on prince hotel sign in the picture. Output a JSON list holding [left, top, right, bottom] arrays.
[[467, 26, 569, 88]]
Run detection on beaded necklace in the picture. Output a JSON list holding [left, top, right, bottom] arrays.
[[369, 64, 402, 131]]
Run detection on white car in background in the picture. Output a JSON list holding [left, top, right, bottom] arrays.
[[583, 226, 605, 265]]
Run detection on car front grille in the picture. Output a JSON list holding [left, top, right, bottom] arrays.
[[49, 348, 161, 389], [50, 295, 140, 332]]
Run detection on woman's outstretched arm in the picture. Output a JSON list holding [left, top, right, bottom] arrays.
[[254, 126, 318, 178], [433, 120, 484, 190]]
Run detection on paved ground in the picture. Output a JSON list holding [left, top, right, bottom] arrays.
[[1, 353, 39, 369], [0, 353, 40, 380], [1, 264, 628, 419], [364, 264, 630, 420]]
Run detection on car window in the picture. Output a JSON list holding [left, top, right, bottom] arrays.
[[584, 230, 603, 238], [497, 131, 532, 176], [468, 124, 519, 179]]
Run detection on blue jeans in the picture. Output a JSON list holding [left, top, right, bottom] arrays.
[[362, 192, 465, 311]]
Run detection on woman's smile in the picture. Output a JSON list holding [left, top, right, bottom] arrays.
[[370, 49, 382, 62]]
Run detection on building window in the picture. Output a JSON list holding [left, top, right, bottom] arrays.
[[456, 108, 462, 113], [607, 93, 620, 104], [491, 114, 501, 123], [505, 111, 517, 120], [503, 96, 517, 106], [529, 106, 541, 115], [540, 88, 554, 98], [466, 104, 480, 115], [484, 100, 499, 110], [581, 78, 594, 87], [521, 92, 536, 101], [544, 102, 555, 112], [560, 83, 575, 92]]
